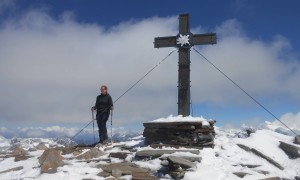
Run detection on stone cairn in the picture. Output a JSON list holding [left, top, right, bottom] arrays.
[[143, 120, 216, 148]]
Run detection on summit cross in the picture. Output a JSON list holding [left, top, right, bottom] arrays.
[[154, 13, 217, 116]]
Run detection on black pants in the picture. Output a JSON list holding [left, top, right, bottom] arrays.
[[96, 111, 110, 142]]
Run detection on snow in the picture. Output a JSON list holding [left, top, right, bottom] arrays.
[[0, 119, 299, 180], [149, 115, 210, 123], [184, 127, 300, 180], [0, 136, 10, 152]]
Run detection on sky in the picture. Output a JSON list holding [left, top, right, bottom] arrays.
[[0, 0, 300, 138]]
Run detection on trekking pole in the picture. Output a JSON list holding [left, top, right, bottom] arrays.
[[92, 110, 96, 144], [110, 109, 113, 144]]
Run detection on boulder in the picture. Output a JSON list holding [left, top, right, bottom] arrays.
[[11, 147, 31, 162], [279, 141, 300, 158], [99, 162, 150, 176], [167, 156, 196, 169], [294, 135, 300, 145], [97, 171, 111, 177], [112, 169, 123, 178], [12, 147, 28, 156], [14, 155, 32, 162], [132, 172, 158, 180], [39, 148, 64, 173], [36, 143, 48, 150], [109, 152, 131, 160], [135, 149, 200, 159], [76, 148, 105, 160], [170, 170, 185, 179], [246, 128, 256, 137]]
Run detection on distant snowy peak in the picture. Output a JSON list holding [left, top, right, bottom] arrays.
[[0, 135, 9, 146], [265, 121, 300, 136]]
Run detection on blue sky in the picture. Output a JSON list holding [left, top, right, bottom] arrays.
[[0, 0, 300, 138], [8, 0, 299, 50]]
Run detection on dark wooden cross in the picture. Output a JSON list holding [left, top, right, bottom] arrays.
[[154, 13, 217, 116]]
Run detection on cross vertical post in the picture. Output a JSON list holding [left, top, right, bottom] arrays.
[[154, 13, 217, 117], [178, 14, 191, 116]]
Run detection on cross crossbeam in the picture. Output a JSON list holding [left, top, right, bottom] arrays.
[[154, 13, 217, 116]]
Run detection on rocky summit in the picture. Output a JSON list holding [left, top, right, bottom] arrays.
[[0, 122, 299, 179]]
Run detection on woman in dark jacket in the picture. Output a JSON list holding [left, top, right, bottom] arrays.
[[91, 85, 113, 144]]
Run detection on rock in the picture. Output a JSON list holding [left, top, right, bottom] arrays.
[[28, 148, 37, 152], [295, 135, 300, 145], [246, 128, 256, 137], [170, 170, 185, 179], [11, 147, 31, 162], [259, 177, 281, 180], [39, 148, 64, 173], [240, 163, 261, 168], [177, 156, 201, 162], [76, 148, 105, 160], [106, 178, 126, 180], [160, 155, 201, 163], [135, 149, 200, 159], [72, 151, 81, 156], [132, 172, 158, 180], [237, 144, 284, 170], [99, 162, 150, 176], [233, 172, 251, 178], [167, 156, 196, 169], [237, 144, 251, 151], [14, 155, 32, 162], [61, 147, 75, 155], [295, 176, 300, 180], [251, 148, 284, 170], [36, 143, 48, 150], [112, 169, 123, 178], [12, 147, 28, 156], [255, 170, 269, 175], [279, 141, 300, 159], [143, 121, 216, 147], [97, 171, 111, 177], [0, 166, 23, 174], [109, 152, 131, 160]]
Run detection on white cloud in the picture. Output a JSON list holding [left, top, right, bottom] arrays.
[[0, 9, 300, 127], [275, 112, 300, 130]]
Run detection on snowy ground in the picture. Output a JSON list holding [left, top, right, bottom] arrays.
[[0, 117, 299, 180]]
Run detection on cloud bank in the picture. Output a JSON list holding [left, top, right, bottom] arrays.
[[0, 8, 300, 128]]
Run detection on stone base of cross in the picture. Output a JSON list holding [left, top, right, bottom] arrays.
[[154, 13, 216, 116]]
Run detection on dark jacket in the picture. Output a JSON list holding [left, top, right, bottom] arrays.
[[94, 93, 113, 114]]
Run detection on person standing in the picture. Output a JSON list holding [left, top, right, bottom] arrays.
[[91, 85, 113, 144]]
